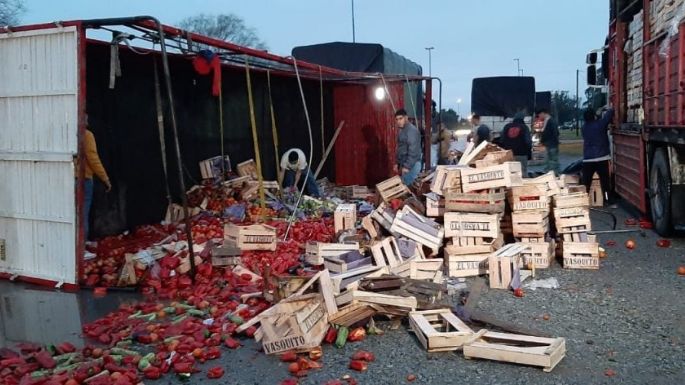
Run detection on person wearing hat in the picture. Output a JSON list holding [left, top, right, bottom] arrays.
[[278, 148, 321, 197], [498, 112, 532, 176]]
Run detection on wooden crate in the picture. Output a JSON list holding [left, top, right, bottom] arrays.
[[473, 149, 514, 168], [555, 212, 592, 242], [408, 309, 474, 352], [557, 174, 580, 187], [370, 201, 397, 235], [424, 193, 445, 217], [361, 215, 379, 239], [199, 155, 231, 179], [444, 188, 506, 213], [224, 175, 252, 188], [553, 192, 590, 209], [224, 223, 277, 251], [448, 234, 503, 255], [334, 204, 357, 233], [210, 242, 242, 267], [324, 251, 372, 274], [370, 237, 405, 267], [523, 171, 560, 196], [445, 251, 489, 278], [511, 211, 549, 237], [508, 185, 550, 211], [263, 273, 310, 303], [430, 165, 462, 195], [236, 159, 258, 179], [330, 266, 387, 294], [589, 179, 603, 207], [444, 213, 499, 239], [260, 294, 328, 354], [390, 206, 444, 251], [460, 162, 523, 192], [553, 206, 589, 221], [562, 242, 599, 270], [520, 241, 555, 269], [488, 243, 531, 290], [409, 259, 444, 281], [376, 176, 411, 202], [463, 330, 566, 372], [335, 289, 417, 310], [305, 241, 360, 265]]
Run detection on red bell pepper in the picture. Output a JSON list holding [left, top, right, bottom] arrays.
[[172, 361, 194, 374], [351, 350, 375, 362], [56, 342, 76, 354], [347, 327, 366, 342], [206, 366, 224, 379], [324, 326, 337, 344], [224, 337, 240, 349], [280, 351, 298, 362], [34, 351, 56, 369], [349, 360, 368, 372]]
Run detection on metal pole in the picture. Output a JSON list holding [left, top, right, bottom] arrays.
[[576, 69, 580, 136], [351, 0, 356, 43], [425, 47, 434, 77]]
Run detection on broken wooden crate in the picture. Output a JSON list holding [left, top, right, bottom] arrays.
[[562, 242, 599, 269], [410, 258, 444, 282], [263, 273, 310, 303], [444, 249, 490, 278], [511, 211, 550, 238], [334, 203, 357, 233], [430, 165, 462, 195], [335, 289, 417, 310], [370, 236, 419, 277], [210, 242, 242, 267], [522, 171, 561, 197], [409, 309, 474, 352], [370, 201, 397, 235], [488, 243, 532, 289], [463, 330, 566, 372], [305, 241, 360, 265], [259, 293, 329, 354], [390, 206, 444, 251], [508, 185, 550, 211], [376, 176, 411, 202], [520, 240, 555, 269], [460, 162, 523, 192], [473, 149, 514, 168], [444, 188, 506, 213], [224, 223, 277, 251], [444, 212, 499, 239], [330, 265, 387, 294]]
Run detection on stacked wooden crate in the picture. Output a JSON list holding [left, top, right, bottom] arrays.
[[553, 192, 599, 269], [508, 184, 555, 269], [650, 0, 684, 35], [627, 9, 644, 123]]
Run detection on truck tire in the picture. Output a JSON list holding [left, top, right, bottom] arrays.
[[649, 148, 671, 236]]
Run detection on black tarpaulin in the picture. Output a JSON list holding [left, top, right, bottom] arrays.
[[471, 76, 536, 118], [536, 91, 552, 111]]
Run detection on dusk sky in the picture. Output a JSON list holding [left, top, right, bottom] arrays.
[[23, 0, 609, 114]]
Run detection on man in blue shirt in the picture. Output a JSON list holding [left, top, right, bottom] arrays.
[[395, 109, 422, 185], [581, 108, 614, 205]]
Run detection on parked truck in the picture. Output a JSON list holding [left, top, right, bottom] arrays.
[[589, 0, 685, 235]]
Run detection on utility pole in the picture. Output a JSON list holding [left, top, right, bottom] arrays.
[[425, 47, 434, 77], [519, 68, 524, 76], [514, 58, 520, 76], [576, 69, 580, 136], [351, 0, 356, 43]]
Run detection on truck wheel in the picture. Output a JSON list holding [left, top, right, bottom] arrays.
[[649, 148, 671, 236]]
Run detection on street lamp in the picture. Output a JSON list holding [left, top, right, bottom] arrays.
[[351, 0, 356, 42], [456, 98, 462, 120], [514, 58, 520, 76], [425, 47, 434, 77]]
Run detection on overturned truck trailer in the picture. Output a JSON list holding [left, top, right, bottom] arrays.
[[0, 18, 431, 287]]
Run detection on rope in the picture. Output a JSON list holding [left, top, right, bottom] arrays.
[[244, 57, 267, 218], [284, 56, 315, 241], [267, 70, 280, 180], [404, 75, 418, 122], [218, 69, 226, 180], [153, 58, 172, 204], [319, 66, 325, 156], [380, 74, 397, 112]]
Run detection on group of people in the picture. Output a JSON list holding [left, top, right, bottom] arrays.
[[394, 106, 615, 205]]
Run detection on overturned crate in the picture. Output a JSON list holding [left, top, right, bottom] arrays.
[[424, 192, 446, 218], [430, 165, 462, 195], [370, 201, 398, 235], [225, 223, 277, 251], [376, 176, 411, 202], [463, 330, 566, 372], [334, 203, 357, 233], [488, 243, 532, 289], [260, 293, 329, 354], [324, 250, 373, 274], [460, 162, 523, 192], [390, 206, 444, 251], [409, 309, 474, 352], [305, 241, 360, 265]]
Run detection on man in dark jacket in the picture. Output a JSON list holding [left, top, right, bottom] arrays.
[[498, 113, 532, 176], [538, 108, 560, 175], [581, 108, 614, 205], [395, 109, 422, 185]]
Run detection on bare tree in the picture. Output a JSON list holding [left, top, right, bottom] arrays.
[[0, 0, 25, 26], [179, 13, 267, 50]]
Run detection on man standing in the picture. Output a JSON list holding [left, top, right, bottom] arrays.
[[581, 108, 614, 206], [278, 148, 321, 197], [83, 128, 112, 241], [395, 109, 422, 185], [432, 122, 453, 165], [498, 113, 532, 176], [470, 114, 491, 145], [538, 108, 560, 175]]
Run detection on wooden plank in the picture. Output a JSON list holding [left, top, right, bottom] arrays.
[[463, 331, 566, 372], [335, 289, 418, 309], [444, 213, 499, 238], [334, 204, 357, 233], [460, 162, 522, 192], [444, 189, 506, 213]]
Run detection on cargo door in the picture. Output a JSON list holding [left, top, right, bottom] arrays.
[[0, 26, 79, 285]]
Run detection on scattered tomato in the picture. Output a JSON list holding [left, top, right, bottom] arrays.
[[514, 288, 524, 298], [625, 239, 636, 250]]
